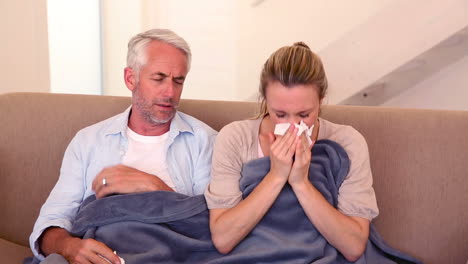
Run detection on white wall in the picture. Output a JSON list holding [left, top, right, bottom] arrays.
[[0, 0, 49, 94], [144, 0, 238, 101], [101, 0, 143, 96], [47, 0, 102, 94], [321, 0, 468, 105], [101, 0, 394, 101], [4, 0, 464, 112], [382, 54, 468, 111], [100, 0, 468, 111], [234, 0, 395, 102]]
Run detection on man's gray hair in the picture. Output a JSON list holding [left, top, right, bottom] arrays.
[[127, 28, 192, 74]]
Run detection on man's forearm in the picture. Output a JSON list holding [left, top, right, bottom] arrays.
[[40, 227, 75, 257], [40, 226, 122, 264]]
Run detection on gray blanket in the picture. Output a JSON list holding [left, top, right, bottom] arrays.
[[30, 140, 423, 264]]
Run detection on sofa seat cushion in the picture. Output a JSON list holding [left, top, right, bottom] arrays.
[[0, 238, 32, 264]]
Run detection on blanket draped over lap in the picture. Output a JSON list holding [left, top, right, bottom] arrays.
[[37, 139, 422, 264]]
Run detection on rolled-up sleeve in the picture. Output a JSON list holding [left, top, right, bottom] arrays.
[[29, 132, 86, 259]]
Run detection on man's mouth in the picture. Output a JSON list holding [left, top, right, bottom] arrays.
[[155, 103, 173, 109]]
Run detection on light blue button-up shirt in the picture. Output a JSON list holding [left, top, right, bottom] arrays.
[[29, 107, 217, 259]]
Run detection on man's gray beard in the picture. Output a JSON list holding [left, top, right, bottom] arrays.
[[147, 110, 174, 125], [134, 94, 179, 125], [138, 100, 179, 125]]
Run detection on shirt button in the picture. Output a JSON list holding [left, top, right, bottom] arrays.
[[119, 150, 125, 155]]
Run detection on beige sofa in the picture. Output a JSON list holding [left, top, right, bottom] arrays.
[[1, 92, 467, 264]]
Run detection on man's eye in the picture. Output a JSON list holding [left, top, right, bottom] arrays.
[[299, 114, 309, 118], [174, 79, 184, 85], [276, 114, 285, 118], [152, 79, 163, 82]]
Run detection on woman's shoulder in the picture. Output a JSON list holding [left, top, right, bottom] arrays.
[[213, 118, 261, 165], [321, 119, 378, 219]]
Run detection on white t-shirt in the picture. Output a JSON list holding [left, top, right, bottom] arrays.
[[122, 127, 175, 190]]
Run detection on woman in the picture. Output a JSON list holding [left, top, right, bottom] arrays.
[[204, 42, 378, 262]]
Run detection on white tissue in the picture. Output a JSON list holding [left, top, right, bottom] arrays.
[[115, 251, 125, 264], [99, 251, 125, 264], [273, 120, 314, 146]]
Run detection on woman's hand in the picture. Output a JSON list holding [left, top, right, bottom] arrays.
[[268, 124, 298, 182], [288, 133, 313, 187]]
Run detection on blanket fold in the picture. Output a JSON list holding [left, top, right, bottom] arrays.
[[32, 139, 422, 264]]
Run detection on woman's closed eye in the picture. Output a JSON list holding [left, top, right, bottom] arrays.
[[275, 113, 309, 118]]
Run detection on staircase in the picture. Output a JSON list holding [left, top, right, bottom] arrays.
[[318, 0, 468, 105]]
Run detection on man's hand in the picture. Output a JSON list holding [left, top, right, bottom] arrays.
[[41, 227, 121, 264], [62, 237, 121, 264], [92, 165, 173, 198]]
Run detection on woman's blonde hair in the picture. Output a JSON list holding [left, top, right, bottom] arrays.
[[257, 42, 328, 117]]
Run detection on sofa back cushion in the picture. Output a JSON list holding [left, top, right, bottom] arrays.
[[1, 92, 467, 264], [320, 105, 468, 264]]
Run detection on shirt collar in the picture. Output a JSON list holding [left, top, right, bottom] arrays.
[[169, 111, 194, 135], [104, 106, 132, 136]]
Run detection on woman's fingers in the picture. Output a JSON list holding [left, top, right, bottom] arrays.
[[287, 136, 300, 157], [273, 124, 297, 156], [294, 134, 311, 163], [268, 132, 276, 145]]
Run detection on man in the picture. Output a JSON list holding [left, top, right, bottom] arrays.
[[29, 29, 217, 264]]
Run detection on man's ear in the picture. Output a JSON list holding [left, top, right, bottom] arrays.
[[124, 67, 137, 91]]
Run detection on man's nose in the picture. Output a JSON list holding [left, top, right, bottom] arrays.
[[163, 81, 175, 97]]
